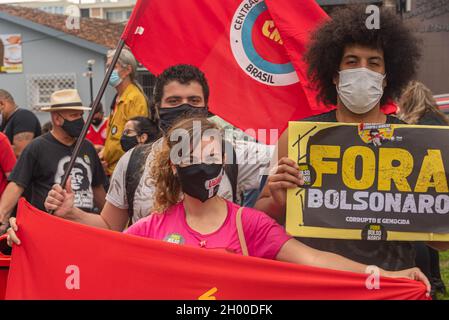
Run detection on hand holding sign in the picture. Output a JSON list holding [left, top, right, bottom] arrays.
[[286, 122, 449, 241], [267, 157, 304, 210]]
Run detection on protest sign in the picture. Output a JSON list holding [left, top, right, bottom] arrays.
[[287, 122, 449, 241]]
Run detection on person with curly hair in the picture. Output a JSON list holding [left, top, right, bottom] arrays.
[[8, 117, 430, 294], [255, 5, 449, 271]]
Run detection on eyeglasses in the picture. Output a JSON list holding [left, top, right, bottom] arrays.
[[123, 128, 138, 136]]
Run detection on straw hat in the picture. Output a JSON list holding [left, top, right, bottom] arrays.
[[40, 89, 91, 112]]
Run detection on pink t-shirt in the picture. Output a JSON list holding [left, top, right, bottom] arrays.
[[125, 200, 291, 259]]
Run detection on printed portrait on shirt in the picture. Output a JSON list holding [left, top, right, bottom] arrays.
[[54, 156, 94, 209]]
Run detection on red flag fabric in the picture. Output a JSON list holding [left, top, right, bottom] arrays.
[[264, 0, 329, 113], [122, 0, 329, 137], [6, 199, 429, 300]]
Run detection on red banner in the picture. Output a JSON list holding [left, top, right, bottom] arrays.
[[122, 0, 329, 136], [5, 199, 428, 300]]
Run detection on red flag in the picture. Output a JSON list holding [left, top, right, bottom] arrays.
[[6, 199, 429, 300], [122, 0, 329, 138]]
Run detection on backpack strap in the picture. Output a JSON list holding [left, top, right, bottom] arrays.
[[223, 140, 239, 203], [235, 207, 248, 256], [125, 144, 151, 221]]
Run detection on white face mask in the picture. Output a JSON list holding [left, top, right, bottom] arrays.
[[336, 67, 386, 115]]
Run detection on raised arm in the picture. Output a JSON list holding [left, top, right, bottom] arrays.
[[44, 179, 129, 231], [254, 129, 303, 223]]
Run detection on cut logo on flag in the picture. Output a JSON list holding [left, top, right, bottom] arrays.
[[230, 0, 299, 86]]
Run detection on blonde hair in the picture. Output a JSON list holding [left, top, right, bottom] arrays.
[[398, 81, 449, 125], [151, 117, 222, 213]]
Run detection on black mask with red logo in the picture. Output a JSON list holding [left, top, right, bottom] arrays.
[[176, 164, 224, 202]]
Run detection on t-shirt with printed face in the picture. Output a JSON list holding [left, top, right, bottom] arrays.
[[125, 200, 291, 259], [8, 132, 106, 212]]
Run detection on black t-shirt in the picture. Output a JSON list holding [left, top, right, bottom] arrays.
[[417, 111, 448, 126], [298, 110, 414, 271], [8, 133, 106, 212], [1, 108, 41, 143]]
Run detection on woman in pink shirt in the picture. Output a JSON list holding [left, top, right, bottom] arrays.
[[8, 117, 430, 294], [125, 117, 429, 291]]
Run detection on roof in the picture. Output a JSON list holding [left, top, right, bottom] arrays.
[[435, 94, 449, 112], [0, 4, 124, 54]]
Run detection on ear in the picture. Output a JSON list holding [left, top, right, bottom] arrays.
[[333, 73, 339, 86], [124, 65, 132, 78], [383, 77, 387, 89], [51, 112, 61, 126]]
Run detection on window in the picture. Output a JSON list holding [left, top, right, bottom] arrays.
[[106, 11, 125, 22], [27, 74, 76, 111], [80, 9, 90, 18], [91, 8, 101, 18], [136, 69, 157, 100], [40, 6, 65, 15]]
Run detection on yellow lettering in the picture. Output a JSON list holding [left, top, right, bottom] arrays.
[[262, 20, 283, 45], [342, 146, 376, 190], [262, 20, 274, 38], [310, 145, 340, 187], [378, 148, 413, 192], [415, 150, 449, 193]]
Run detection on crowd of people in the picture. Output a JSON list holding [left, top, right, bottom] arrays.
[[0, 5, 448, 298]]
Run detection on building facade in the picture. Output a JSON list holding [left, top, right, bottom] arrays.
[[8, 0, 136, 23], [318, 0, 449, 97], [0, 5, 123, 125]]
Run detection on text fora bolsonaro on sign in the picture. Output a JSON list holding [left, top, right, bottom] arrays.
[[286, 121, 449, 241]]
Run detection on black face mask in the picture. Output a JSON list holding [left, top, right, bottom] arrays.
[[91, 117, 103, 126], [176, 164, 223, 202], [60, 115, 85, 138], [159, 104, 209, 132], [120, 134, 139, 152]]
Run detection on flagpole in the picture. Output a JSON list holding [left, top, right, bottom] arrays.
[[58, 39, 126, 195]]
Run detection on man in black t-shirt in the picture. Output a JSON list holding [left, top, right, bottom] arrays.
[[0, 89, 41, 158], [0, 89, 106, 234], [255, 5, 449, 272]]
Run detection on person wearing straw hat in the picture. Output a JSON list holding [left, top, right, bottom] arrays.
[[0, 89, 107, 234]]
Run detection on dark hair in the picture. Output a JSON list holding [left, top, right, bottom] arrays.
[[152, 64, 210, 108], [41, 121, 52, 134], [130, 116, 161, 144], [304, 5, 421, 106], [91, 102, 104, 114]]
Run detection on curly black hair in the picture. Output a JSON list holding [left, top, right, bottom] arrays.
[[152, 64, 210, 107], [304, 5, 421, 106]]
